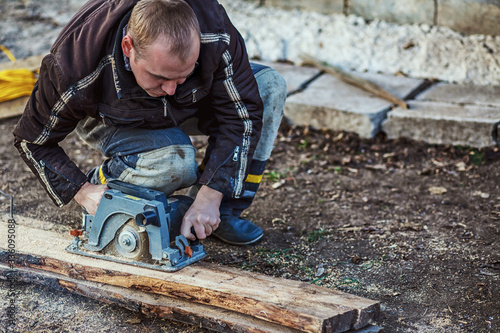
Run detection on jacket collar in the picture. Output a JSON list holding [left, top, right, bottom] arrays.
[[111, 10, 152, 100]]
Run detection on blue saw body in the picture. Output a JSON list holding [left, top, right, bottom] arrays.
[[65, 180, 206, 272]]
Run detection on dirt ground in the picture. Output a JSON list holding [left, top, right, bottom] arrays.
[[0, 113, 499, 332]]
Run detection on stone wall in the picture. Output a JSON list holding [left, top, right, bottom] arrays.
[[252, 0, 500, 36], [223, 0, 499, 85]]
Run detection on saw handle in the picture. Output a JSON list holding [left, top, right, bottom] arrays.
[[107, 179, 168, 207], [135, 210, 160, 227]]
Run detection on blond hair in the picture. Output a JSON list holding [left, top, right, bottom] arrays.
[[127, 0, 200, 61]]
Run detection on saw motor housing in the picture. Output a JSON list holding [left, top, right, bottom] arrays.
[[66, 180, 206, 271]]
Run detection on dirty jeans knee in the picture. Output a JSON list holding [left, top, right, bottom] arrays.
[[250, 63, 287, 161], [76, 122, 198, 195], [107, 145, 198, 195]]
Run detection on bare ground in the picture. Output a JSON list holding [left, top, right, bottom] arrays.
[[1, 114, 499, 332]]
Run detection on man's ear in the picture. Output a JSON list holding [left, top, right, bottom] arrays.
[[122, 34, 133, 57]]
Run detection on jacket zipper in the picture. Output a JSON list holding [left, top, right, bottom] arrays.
[[118, 95, 177, 125], [233, 146, 243, 196], [232, 146, 240, 161], [161, 97, 178, 126], [192, 89, 197, 103], [162, 97, 168, 117], [205, 146, 243, 197]]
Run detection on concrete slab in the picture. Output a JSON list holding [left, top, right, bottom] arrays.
[[263, 0, 344, 14], [356, 71, 429, 100], [416, 82, 500, 107], [255, 61, 322, 94], [382, 101, 500, 147], [349, 0, 434, 25], [284, 70, 426, 137], [438, 0, 500, 36]]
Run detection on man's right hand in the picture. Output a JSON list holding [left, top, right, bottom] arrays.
[[181, 185, 223, 241], [73, 182, 109, 215]]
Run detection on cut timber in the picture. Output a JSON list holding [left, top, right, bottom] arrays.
[[0, 54, 45, 72], [0, 97, 29, 120], [0, 220, 380, 332], [0, 264, 298, 333], [0, 54, 45, 119]]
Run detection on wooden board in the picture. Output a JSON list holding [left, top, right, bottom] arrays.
[[0, 96, 29, 119], [0, 264, 299, 333], [0, 54, 45, 72], [0, 54, 45, 120], [0, 220, 380, 332]]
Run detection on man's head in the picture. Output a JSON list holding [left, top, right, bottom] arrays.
[[122, 0, 201, 97]]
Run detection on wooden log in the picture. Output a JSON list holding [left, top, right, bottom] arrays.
[[0, 54, 45, 120], [300, 54, 409, 110], [0, 220, 380, 332], [0, 96, 29, 119], [0, 54, 45, 72], [0, 264, 299, 333]]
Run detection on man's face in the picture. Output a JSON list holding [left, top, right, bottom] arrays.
[[122, 34, 200, 97]]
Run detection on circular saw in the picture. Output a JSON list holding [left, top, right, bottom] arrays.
[[66, 180, 206, 272]]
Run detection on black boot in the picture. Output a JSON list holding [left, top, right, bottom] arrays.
[[212, 159, 267, 245]]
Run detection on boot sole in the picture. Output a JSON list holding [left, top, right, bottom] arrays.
[[211, 232, 264, 246]]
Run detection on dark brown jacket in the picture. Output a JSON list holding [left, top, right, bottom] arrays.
[[13, 0, 263, 207]]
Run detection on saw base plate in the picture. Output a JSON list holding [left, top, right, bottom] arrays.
[[65, 240, 206, 272]]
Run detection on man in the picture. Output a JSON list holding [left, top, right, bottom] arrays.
[[13, 0, 286, 245]]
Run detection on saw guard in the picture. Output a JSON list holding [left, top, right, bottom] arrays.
[[106, 219, 150, 260], [65, 180, 206, 272]]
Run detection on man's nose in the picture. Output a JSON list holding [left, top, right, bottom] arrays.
[[161, 81, 177, 95]]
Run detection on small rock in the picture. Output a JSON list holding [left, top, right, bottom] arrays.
[[428, 186, 447, 195], [473, 191, 490, 199], [315, 267, 325, 277], [23, 299, 39, 311], [125, 317, 142, 324]]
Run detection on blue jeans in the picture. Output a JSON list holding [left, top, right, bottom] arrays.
[[76, 63, 287, 196]]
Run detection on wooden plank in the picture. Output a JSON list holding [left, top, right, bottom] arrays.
[[0, 54, 45, 71], [0, 264, 299, 333], [0, 96, 29, 119], [0, 54, 45, 119], [0, 220, 380, 332]]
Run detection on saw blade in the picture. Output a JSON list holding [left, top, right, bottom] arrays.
[[102, 219, 151, 262]]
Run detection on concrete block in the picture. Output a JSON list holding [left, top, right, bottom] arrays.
[[417, 83, 500, 107], [382, 101, 500, 147], [264, 0, 344, 14], [285, 70, 426, 137], [438, 0, 500, 36], [256, 61, 322, 94], [348, 0, 434, 25]]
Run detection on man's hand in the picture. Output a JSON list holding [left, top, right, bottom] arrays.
[[73, 182, 109, 215], [181, 185, 223, 241]]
